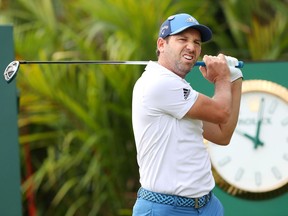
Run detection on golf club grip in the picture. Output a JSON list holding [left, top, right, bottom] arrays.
[[195, 61, 244, 68]]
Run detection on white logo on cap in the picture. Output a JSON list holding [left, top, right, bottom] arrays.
[[160, 25, 169, 35], [186, 16, 198, 24]]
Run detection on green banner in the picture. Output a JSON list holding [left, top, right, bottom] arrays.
[[0, 26, 22, 216]]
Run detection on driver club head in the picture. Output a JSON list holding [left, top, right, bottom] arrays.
[[3, 61, 19, 83]]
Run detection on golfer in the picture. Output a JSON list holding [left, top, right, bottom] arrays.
[[132, 13, 243, 216]]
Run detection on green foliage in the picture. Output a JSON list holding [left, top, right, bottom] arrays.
[[216, 0, 288, 60], [0, 0, 287, 215]]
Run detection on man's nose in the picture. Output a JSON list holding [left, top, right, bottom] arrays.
[[186, 42, 195, 51]]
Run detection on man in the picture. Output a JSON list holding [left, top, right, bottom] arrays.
[[132, 13, 242, 216]]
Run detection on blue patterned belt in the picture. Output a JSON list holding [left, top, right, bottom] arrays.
[[137, 187, 212, 209]]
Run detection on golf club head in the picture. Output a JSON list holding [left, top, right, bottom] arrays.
[[3, 61, 19, 83]]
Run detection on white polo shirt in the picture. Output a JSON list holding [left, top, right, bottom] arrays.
[[132, 61, 215, 198]]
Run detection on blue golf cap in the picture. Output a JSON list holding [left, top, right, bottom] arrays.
[[159, 13, 212, 42]]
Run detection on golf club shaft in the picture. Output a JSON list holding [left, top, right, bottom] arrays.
[[18, 60, 244, 68], [19, 60, 149, 65], [3, 60, 244, 83]]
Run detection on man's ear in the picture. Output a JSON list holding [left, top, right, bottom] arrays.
[[157, 37, 165, 53]]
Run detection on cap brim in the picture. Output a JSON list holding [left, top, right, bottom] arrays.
[[170, 24, 212, 42]]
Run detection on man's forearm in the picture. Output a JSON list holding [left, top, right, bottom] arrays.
[[219, 78, 242, 140]]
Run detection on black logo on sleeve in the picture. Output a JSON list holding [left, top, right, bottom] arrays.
[[183, 88, 190, 100]]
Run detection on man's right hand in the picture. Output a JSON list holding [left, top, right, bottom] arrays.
[[199, 54, 230, 84]]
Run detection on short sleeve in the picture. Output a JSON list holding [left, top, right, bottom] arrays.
[[143, 76, 199, 119]]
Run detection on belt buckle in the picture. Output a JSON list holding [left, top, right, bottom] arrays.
[[194, 198, 199, 208]]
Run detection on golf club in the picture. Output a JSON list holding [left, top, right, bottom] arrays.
[[3, 60, 244, 83]]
